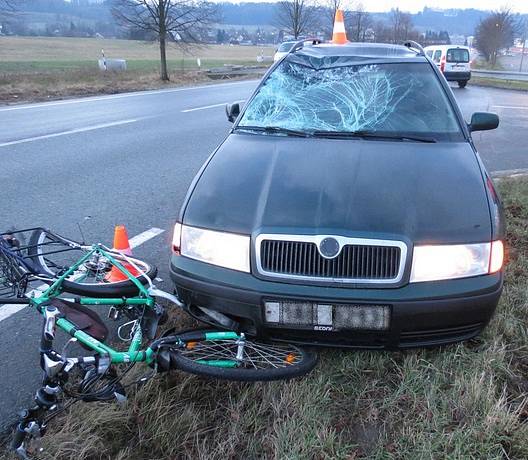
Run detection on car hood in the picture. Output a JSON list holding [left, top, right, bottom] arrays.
[[182, 133, 491, 244]]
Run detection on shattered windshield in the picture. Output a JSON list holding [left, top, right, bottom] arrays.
[[238, 59, 462, 139]]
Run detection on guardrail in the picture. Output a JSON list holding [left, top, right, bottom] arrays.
[[204, 65, 267, 80], [472, 69, 528, 81]]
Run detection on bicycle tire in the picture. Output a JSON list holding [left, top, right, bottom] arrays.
[[28, 229, 157, 297], [167, 330, 318, 381]]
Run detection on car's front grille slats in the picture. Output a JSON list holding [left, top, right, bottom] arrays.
[[259, 238, 402, 282]]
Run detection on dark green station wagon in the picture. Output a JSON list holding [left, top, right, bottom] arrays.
[[170, 41, 504, 349]]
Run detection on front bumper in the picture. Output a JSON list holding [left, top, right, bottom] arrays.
[[170, 256, 502, 350]]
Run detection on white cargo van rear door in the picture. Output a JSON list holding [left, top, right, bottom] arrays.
[[445, 48, 470, 73]]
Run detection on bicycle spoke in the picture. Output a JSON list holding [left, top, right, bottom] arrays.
[[178, 339, 303, 370]]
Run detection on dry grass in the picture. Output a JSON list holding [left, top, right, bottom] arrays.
[[0, 37, 272, 104], [0, 68, 247, 104], [0, 37, 273, 63], [3, 177, 528, 460]]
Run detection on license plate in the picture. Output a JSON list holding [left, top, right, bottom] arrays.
[[264, 301, 390, 331]]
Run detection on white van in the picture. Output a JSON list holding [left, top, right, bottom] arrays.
[[274, 41, 296, 62], [424, 45, 471, 88]]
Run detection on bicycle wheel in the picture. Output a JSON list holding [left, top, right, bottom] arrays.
[[167, 330, 318, 381], [28, 229, 157, 297]]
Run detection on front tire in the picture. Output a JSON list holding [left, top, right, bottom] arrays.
[[458, 80, 467, 88], [166, 330, 318, 381]]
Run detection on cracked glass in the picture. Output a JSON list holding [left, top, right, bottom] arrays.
[[239, 59, 461, 139]]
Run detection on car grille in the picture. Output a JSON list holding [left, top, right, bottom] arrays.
[[259, 238, 403, 282]]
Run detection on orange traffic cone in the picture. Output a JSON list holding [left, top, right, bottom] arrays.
[[112, 225, 132, 256], [332, 9, 348, 45], [106, 225, 139, 282]]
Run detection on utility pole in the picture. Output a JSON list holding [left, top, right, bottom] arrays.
[[521, 40, 526, 72], [521, 20, 527, 73]]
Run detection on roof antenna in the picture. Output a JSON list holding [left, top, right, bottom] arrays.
[[403, 40, 425, 56]]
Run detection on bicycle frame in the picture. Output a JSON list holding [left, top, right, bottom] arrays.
[[24, 244, 240, 366]]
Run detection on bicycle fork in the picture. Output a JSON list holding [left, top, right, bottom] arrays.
[[13, 305, 64, 459]]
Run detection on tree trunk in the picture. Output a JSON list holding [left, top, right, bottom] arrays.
[[158, 0, 169, 81], [159, 35, 169, 81]]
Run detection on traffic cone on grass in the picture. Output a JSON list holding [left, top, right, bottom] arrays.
[[106, 225, 139, 282]]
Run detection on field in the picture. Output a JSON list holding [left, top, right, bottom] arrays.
[[2, 177, 528, 460], [0, 37, 273, 103]]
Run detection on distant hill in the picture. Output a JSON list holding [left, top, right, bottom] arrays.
[[2, 1, 526, 39]]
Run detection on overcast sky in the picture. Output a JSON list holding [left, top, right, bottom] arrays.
[[234, 0, 528, 14]]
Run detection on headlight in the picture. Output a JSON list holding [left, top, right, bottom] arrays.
[[180, 225, 250, 273], [410, 241, 503, 283]]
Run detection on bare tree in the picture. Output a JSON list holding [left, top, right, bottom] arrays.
[[388, 8, 416, 43], [348, 2, 371, 42], [0, 0, 18, 16], [474, 9, 516, 67], [519, 18, 527, 72], [0, 0, 15, 10], [112, 0, 217, 81], [275, 0, 318, 40], [324, 0, 342, 36]]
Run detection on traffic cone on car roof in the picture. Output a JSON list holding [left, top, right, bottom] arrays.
[[106, 225, 139, 282], [332, 9, 348, 45]]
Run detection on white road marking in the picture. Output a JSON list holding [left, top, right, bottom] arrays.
[[0, 284, 47, 321], [181, 100, 245, 113], [492, 105, 528, 110], [0, 119, 138, 148], [0, 80, 255, 113], [0, 226, 165, 322], [0, 304, 26, 322], [129, 227, 165, 248], [0, 119, 140, 148], [182, 102, 229, 113]]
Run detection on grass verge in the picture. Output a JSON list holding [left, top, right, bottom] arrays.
[[0, 37, 272, 104], [469, 76, 528, 91], [3, 177, 528, 460], [0, 67, 264, 105]]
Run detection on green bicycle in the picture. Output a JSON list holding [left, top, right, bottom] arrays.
[[0, 228, 318, 459]]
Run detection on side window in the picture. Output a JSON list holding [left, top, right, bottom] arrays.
[[433, 50, 442, 63], [426, 50, 433, 58]]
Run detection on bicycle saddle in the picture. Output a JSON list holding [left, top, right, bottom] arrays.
[[48, 298, 109, 347]]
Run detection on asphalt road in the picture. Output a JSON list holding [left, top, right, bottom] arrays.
[[0, 79, 527, 432]]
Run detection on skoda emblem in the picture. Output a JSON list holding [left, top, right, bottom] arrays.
[[319, 237, 340, 258]]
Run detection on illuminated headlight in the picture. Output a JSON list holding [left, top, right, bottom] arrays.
[[410, 241, 503, 283], [179, 225, 250, 273]]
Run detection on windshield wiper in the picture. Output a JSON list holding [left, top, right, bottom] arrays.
[[312, 130, 437, 143], [234, 125, 311, 138]]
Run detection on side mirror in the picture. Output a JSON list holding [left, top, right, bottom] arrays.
[[225, 102, 241, 123], [469, 112, 499, 132]]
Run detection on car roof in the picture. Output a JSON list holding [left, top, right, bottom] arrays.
[[288, 42, 427, 65], [294, 42, 423, 59]]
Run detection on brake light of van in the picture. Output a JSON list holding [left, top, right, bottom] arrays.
[[440, 55, 446, 73]]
